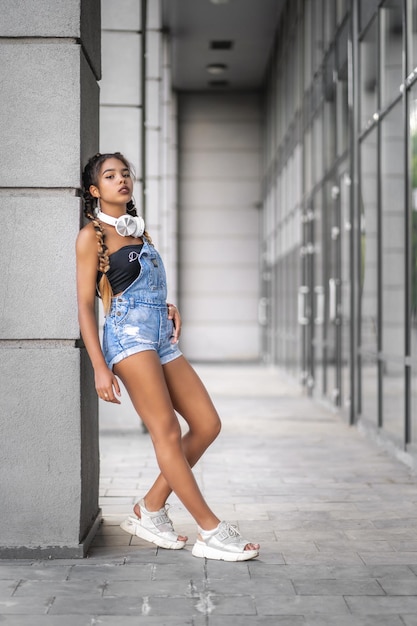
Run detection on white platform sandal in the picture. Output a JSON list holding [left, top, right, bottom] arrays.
[[192, 521, 259, 562], [120, 498, 187, 550]]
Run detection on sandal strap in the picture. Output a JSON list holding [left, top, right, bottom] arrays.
[[138, 499, 176, 535], [200, 521, 251, 553]]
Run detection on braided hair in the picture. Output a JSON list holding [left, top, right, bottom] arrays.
[[82, 152, 150, 314]]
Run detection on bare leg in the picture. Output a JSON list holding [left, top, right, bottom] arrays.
[[141, 355, 222, 512], [114, 351, 220, 531]]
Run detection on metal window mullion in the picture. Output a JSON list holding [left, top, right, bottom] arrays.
[[351, 0, 360, 425], [404, 0, 412, 447], [140, 0, 147, 220], [377, 4, 383, 431]]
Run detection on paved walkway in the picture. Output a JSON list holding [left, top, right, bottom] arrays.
[[2, 364, 417, 625]]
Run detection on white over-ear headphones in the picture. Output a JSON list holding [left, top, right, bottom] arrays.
[[96, 210, 145, 238]]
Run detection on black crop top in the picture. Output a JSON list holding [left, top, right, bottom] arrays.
[[97, 244, 143, 295]]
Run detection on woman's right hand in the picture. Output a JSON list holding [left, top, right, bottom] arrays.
[[95, 365, 121, 404]]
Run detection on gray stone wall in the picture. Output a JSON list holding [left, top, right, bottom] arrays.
[[178, 93, 261, 361], [0, 0, 101, 557]]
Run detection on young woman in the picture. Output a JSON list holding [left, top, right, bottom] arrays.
[[76, 152, 260, 561]]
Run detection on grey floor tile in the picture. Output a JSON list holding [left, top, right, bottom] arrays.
[[0, 617, 92, 626], [0, 580, 19, 597], [13, 580, 104, 597], [0, 596, 51, 614], [92, 618, 203, 625], [305, 617, 404, 626], [48, 597, 145, 616], [208, 615, 307, 626], [68, 564, 154, 581], [254, 594, 350, 616], [0, 566, 71, 581], [378, 577, 417, 595], [293, 578, 384, 596], [346, 595, 417, 614]]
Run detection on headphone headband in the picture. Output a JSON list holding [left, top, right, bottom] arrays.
[[96, 210, 145, 238]]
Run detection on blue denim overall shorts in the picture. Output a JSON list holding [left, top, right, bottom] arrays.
[[102, 239, 182, 370]]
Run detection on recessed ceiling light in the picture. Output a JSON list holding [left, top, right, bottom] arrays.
[[207, 63, 228, 75], [210, 0, 231, 4]]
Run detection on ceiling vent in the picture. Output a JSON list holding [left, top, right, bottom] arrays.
[[208, 80, 230, 87], [210, 40, 234, 50]]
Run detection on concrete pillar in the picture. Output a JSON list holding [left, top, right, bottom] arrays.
[[0, 0, 101, 558]]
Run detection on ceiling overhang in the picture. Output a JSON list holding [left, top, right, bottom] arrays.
[[161, 0, 285, 91]]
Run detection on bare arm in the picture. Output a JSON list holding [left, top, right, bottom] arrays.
[[76, 226, 121, 403]]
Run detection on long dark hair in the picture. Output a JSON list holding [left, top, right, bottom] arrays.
[[81, 152, 149, 313]]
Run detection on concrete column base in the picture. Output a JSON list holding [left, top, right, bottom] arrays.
[[0, 511, 102, 560]]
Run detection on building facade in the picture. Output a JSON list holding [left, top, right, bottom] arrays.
[[2, 0, 417, 556], [260, 0, 417, 459]]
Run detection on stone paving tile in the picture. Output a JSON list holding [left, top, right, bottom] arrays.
[[208, 618, 305, 626], [248, 563, 417, 580], [345, 595, 417, 613], [94, 618, 204, 626], [191, 592, 257, 616], [292, 578, 384, 596], [0, 617, 93, 626], [391, 541, 417, 551], [0, 596, 51, 614], [68, 564, 155, 581], [0, 580, 18, 596], [103, 578, 202, 597], [13, 580, 104, 597], [48, 597, 146, 616], [359, 552, 417, 566], [254, 594, 350, 616], [0, 565, 72, 581], [304, 618, 404, 626], [282, 551, 365, 565], [91, 535, 132, 547], [378, 578, 417, 595]]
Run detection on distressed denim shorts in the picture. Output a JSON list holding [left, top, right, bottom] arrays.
[[103, 299, 182, 370]]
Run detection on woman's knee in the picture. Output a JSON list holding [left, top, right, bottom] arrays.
[[196, 414, 222, 445], [149, 419, 182, 449]]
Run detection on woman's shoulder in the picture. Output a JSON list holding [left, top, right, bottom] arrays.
[[76, 222, 97, 255]]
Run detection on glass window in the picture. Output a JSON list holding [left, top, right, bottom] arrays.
[[312, 112, 324, 186], [359, 128, 379, 425], [303, 0, 312, 89], [337, 0, 349, 27], [323, 0, 336, 51], [336, 78, 349, 157], [381, 101, 405, 438], [360, 0, 379, 33], [324, 98, 336, 173], [406, 0, 417, 75], [380, 0, 403, 109], [312, 0, 323, 75], [313, 187, 325, 396], [359, 18, 378, 130], [408, 0, 417, 75]]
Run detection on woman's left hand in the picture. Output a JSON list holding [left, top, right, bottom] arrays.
[[167, 303, 181, 343]]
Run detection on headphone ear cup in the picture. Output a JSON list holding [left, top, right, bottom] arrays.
[[133, 215, 145, 237], [114, 215, 145, 237]]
